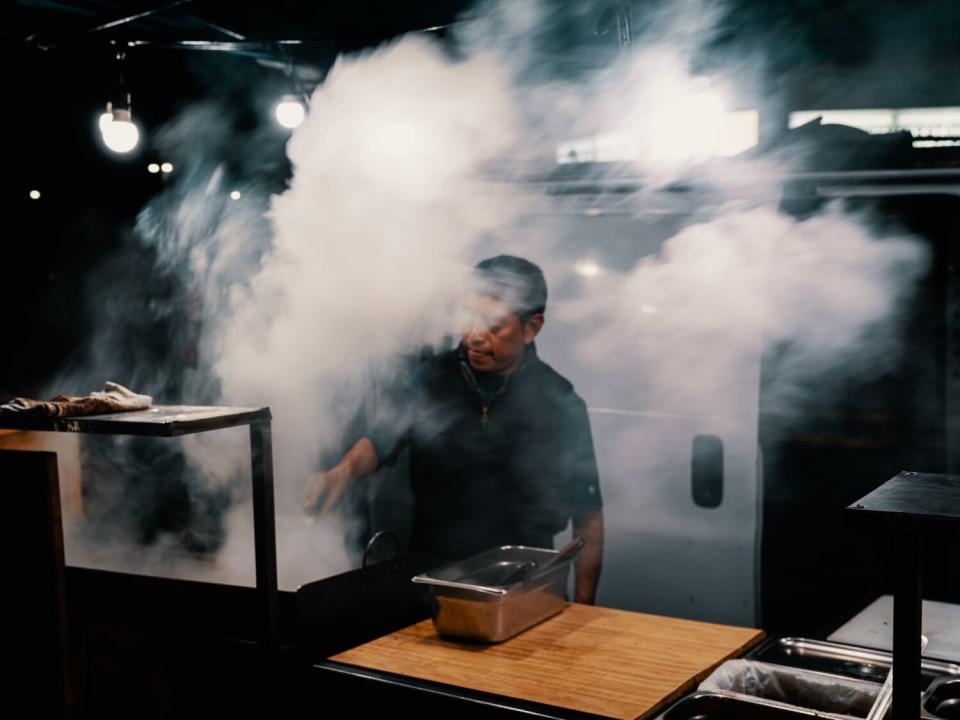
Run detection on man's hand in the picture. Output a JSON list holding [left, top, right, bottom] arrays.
[[304, 466, 351, 514], [303, 437, 380, 515]]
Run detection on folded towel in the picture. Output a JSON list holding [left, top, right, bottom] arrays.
[[0, 382, 153, 418]]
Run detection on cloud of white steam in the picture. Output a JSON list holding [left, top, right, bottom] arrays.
[[65, 1, 931, 610], [213, 36, 521, 587], [564, 205, 927, 415]]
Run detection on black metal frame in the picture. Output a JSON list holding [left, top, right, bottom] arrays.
[[0, 405, 280, 660], [948, 240, 960, 477], [847, 471, 960, 720]]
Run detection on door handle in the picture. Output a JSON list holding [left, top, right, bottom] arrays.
[[692, 434, 724, 508]]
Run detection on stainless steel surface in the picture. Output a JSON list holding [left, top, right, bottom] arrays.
[[924, 678, 960, 719], [866, 635, 929, 720], [544, 536, 585, 568], [656, 692, 837, 719], [700, 659, 881, 718], [411, 545, 572, 643], [499, 537, 584, 587], [866, 667, 894, 720], [750, 637, 960, 689], [828, 593, 960, 663]]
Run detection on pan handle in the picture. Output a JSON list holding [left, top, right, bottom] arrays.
[[410, 575, 508, 596], [362, 529, 400, 568]]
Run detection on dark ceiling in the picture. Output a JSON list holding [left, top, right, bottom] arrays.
[[4, 0, 960, 395], [8, 0, 472, 46]]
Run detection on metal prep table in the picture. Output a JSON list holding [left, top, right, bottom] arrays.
[[847, 470, 960, 720], [0, 405, 280, 661]]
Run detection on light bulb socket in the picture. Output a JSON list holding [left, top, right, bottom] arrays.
[[112, 107, 132, 123]]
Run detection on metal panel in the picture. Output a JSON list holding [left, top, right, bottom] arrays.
[[525, 206, 763, 626]]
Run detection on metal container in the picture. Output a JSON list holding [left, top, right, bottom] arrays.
[[411, 545, 572, 643], [749, 637, 960, 690], [924, 677, 960, 719], [698, 659, 881, 718], [656, 692, 839, 719]]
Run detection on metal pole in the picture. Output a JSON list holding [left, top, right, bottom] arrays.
[[250, 421, 280, 664], [892, 526, 922, 720], [947, 242, 960, 476]]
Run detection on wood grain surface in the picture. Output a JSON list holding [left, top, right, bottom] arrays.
[[331, 603, 764, 719]]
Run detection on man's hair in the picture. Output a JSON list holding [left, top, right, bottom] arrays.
[[474, 255, 548, 321]]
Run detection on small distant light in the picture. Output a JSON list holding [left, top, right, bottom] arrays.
[[641, 304, 659, 315], [230, 190, 242, 200], [160, 162, 174, 174], [29, 190, 41, 200], [147, 163, 160, 174], [583, 208, 603, 217], [575, 260, 602, 277]]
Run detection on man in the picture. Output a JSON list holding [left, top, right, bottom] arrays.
[[305, 255, 604, 604]]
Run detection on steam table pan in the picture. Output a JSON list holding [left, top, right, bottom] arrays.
[[412, 545, 574, 643]]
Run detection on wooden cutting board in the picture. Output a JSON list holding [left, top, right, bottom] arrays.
[[331, 603, 764, 719]]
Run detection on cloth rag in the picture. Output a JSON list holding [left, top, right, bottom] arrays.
[[0, 382, 153, 418]]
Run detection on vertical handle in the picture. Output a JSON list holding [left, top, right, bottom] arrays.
[[691, 434, 724, 508]]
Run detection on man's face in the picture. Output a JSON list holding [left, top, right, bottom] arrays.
[[462, 295, 542, 373]]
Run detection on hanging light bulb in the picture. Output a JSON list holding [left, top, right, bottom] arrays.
[[99, 51, 142, 154], [99, 102, 114, 133], [275, 94, 306, 129], [101, 105, 140, 153]]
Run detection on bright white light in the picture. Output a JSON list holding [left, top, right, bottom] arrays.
[[715, 110, 760, 157], [556, 78, 759, 164], [653, 86, 726, 162], [914, 139, 960, 148], [790, 106, 960, 138], [160, 162, 174, 173], [275, 95, 306, 129], [147, 163, 160, 174], [98, 112, 113, 133], [29, 190, 41, 200], [575, 260, 602, 277], [101, 117, 140, 153], [230, 190, 242, 200]]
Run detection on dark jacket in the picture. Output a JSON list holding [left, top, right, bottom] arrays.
[[372, 344, 601, 562]]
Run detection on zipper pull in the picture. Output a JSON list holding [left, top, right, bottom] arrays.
[[481, 404, 489, 428]]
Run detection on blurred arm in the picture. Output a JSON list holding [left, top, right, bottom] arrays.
[[304, 436, 380, 514], [572, 508, 604, 605]]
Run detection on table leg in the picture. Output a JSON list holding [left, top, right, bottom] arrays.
[[250, 421, 280, 663], [892, 526, 922, 720]]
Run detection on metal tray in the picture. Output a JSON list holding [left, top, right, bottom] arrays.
[[924, 677, 960, 719], [411, 545, 572, 643], [749, 637, 960, 690], [655, 692, 832, 719], [699, 659, 881, 718]]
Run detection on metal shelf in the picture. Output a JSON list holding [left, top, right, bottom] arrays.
[[0, 405, 280, 662], [0, 405, 271, 436]]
